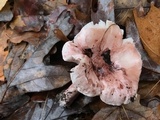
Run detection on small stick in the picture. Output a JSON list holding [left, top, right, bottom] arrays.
[[59, 84, 79, 107]]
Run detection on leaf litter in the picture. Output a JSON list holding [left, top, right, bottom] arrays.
[[0, 0, 159, 119]]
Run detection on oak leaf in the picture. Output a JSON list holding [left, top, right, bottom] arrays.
[[8, 11, 73, 92], [134, 4, 160, 64], [126, 18, 160, 73]]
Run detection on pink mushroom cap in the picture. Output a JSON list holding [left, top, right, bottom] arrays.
[[62, 20, 142, 106]]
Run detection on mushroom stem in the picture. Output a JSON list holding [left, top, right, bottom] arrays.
[[59, 84, 79, 107]]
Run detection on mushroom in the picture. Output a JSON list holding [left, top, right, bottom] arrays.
[[62, 20, 142, 106]]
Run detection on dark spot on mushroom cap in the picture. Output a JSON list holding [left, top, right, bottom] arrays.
[[119, 84, 123, 89], [101, 50, 112, 65], [126, 86, 131, 89], [83, 48, 93, 57]]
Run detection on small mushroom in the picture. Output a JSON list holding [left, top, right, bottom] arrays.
[[62, 20, 142, 106]]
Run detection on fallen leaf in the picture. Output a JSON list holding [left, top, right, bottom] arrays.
[[115, 0, 149, 9], [126, 18, 160, 73], [91, 0, 115, 23], [0, 84, 7, 101], [140, 68, 160, 81], [92, 95, 159, 120], [8, 11, 73, 92], [0, 86, 26, 102], [70, 0, 92, 15], [43, 0, 68, 12], [54, 28, 70, 42], [157, 104, 160, 119], [9, 30, 46, 45], [0, 28, 11, 49], [0, 2, 13, 22], [133, 4, 160, 64], [141, 96, 160, 119], [0, 0, 8, 11], [0, 95, 30, 119], [115, 9, 133, 25], [1, 28, 46, 45], [13, 0, 43, 16], [46, 6, 67, 24], [4, 97, 87, 120], [0, 43, 36, 102], [10, 15, 44, 32], [4, 43, 27, 82], [74, 8, 88, 21], [10, 15, 26, 29], [138, 81, 160, 99], [0, 47, 8, 81]]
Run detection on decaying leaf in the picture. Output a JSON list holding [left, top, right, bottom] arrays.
[[54, 28, 70, 42], [0, 26, 9, 81], [4, 43, 27, 82], [0, 84, 7, 101], [10, 15, 26, 29], [11, 0, 45, 32], [92, 95, 159, 120], [91, 0, 115, 23], [115, 0, 149, 9], [115, 9, 133, 25], [13, 0, 43, 16], [0, 27, 46, 45], [0, 0, 8, 11], [70, 0, 92, 15], [0, 95, 30, 119], [0, 2, 13, 22], [0, 47, 8, 81], [8, 11, 73, 92], [9, 29, 46, 45], [10, 15, 44, 32], [138, 81, 160, 99], [140, 68, 160, 81], [43, 0, 68, 12], [126, 18, 160, 73], [134, 4, 160, 64], [141, 96, 160, 119]]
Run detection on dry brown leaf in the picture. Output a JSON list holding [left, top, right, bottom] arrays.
[[115, 0, 149, 9], [133, 4, 160, 64], [138, 81, 160, 99], [157, 104, 160, 118], [0, 47, 8, 81], [0, 0, 8, 11], [91, 0, 115, 23], [92, 95, 159, 120], [126, 18, 160, 73], [0, 29, 11, 48], [54, 28, 70, 42], [10, 15, 26, 29], [74, 9, 88, 21], [2, 28, 46, 45], [0, 2, 13, 22], [9, 30, 46, 45], [43, 0, 68, 11], [0, 27, 9, 81], [115, 9, 133, 25]]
